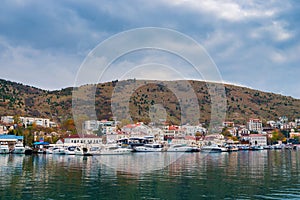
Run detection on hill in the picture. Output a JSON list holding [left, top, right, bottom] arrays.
[[0, 78, 300, 125]]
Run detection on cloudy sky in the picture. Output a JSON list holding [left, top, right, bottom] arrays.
[[0, 0, 299, 98]]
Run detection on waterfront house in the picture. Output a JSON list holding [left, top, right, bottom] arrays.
[[122, 122, 152, 135], [249, 134, 267, 146], [64, 134, 102, 145]]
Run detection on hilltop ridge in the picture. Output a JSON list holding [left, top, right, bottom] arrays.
[[0, 78, 299, 125]]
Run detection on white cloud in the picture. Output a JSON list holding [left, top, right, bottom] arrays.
[[163, 0, 286, 22], [0, 0, 299, 98], [250, 20, 293, 42], [0, 37, 80, 90]]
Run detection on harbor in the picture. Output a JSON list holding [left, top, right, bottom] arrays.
[[1, 150, 300, 199]]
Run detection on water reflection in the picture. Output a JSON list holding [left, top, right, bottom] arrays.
[[0, 151, 300, 199]]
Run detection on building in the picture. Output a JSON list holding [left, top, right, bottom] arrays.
[[82, 120, 116, 135], [295, 118, 300, 127], [247, 118, 263, 133], [0, 125, 8, 134], [64, 134, 102, 145], [1, 116, 51, 127], [1, 116, 14, 124], [222, 121, 235, 127], [249, 134, 267, 146], [181, 124, 207, 136], [122, 122, 152, 135]]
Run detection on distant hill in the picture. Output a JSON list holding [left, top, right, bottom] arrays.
[[0, 78, 300, 125]]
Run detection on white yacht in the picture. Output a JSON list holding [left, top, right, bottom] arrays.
[[74, 146, 92, 156], [12, 143, 25, 154], [0, 142, 10, 154], [52, 147, 66, 155], [134, 143, 163, 152], [166, 144, 194, 152], [45, 147, 54, 154], [100, 145, 132, 155], [65, 146, 76, 155], [201, 144, 227, 153]]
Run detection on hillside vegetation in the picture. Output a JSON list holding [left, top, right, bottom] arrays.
[[0, 79, 299, 125]]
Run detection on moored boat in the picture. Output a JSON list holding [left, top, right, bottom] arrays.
[[91, 144, 132, 155], [134, 143, 163, 152], [201, 144, 227, 153], [0, 142, 10, 154], [65, 146, 76, 155], [75, 146, 93, 156], [24, 146, 33, 155], [166, 144, 194, 152], [52, 147, 65, 155], [249, 145, 264, 150], [12, 142, 25, 154], [226, 145, 239, 152]]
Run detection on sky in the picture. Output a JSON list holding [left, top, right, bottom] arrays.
[[0, 0, 299, 98]]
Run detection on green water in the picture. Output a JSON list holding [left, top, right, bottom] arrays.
[[1, 150, 300, 199]]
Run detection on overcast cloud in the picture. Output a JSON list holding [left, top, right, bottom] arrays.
[[0, 0, 299, 98]]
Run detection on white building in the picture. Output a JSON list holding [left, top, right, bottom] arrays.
[[247, 118, 263, 133], [181, 124, 207, 136], [1, 116, 51, 127], [1, 116, 14, 124], [249, 134, 267, 146], [122, 122, 152, 135], [222, 121, 235, 127], [82, 120, 116, 135], [295, 118, 300, 127], [64, 134, 102, 145], [0, 125, 8, 134]]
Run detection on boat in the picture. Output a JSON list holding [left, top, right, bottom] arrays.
[[133, 143, 163, 152], [91, 144, 132, 155], [249, 146, 264, 150], [226, 145, 239, 152], [166, 144, 195, 152], [37, 148, 46, 154], [263, 145, 274, 150], [273, 144, 285, 150], [65, 146, 76, 155], [12, 142, 25, 154], [238, 145, 250, 151], [0, 142, 10, 154], [45, 147, 53, 154], [201, 144, 227, 153], [24, 146, 33, 155], [74, 146, 92, 156], [52, 147, 65, 155]]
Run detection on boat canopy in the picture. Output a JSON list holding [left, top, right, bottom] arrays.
[[33, 141, 50, 145]]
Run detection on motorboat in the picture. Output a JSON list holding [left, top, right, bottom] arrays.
[[12, 142, 25, 154], [74, 146, 92, 156], [45, 147, 53, 154], [226, 145, 239, 152], [65, 146, 76, 155], [24, 146, 33, 155], [133, 143, 163, 152], [166, 144, 194, 152], [37, 148, 46, 154], [91, 144, 132, 155], [201, 144, 227, 153], [238, 145, 250, 151], [249, 146, 264, 150], [52, 147, 65, 155], [100, 145, 132, 155], [0, 142, 9, 154]]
